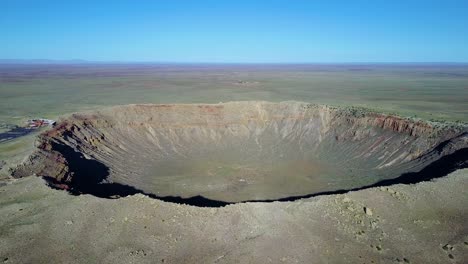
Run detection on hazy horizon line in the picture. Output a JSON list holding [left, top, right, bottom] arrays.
[[1, 59, 468, 65]]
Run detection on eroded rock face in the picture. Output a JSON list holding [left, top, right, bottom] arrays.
[[13, 102, 468, 203]]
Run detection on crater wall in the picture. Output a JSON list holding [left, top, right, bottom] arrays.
[[13, 102, 468, 203]]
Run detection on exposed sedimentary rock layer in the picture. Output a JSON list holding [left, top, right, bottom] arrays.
[[13, 102, 468, 203]]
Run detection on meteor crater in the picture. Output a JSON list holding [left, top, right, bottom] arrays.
[[13, 102, 468, 206]]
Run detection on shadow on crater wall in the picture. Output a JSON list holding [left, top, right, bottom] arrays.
[[44, 142, 468, 208]]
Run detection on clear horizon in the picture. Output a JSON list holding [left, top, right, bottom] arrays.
[[2, 1, 468, 63], [1, 60, 468, 65]]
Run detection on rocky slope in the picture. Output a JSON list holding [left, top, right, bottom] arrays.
[[1, 169, 467, 263]]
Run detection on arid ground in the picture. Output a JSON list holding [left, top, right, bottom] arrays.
[[0, 64, 467, 263]]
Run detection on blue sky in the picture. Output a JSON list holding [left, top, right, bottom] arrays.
[[1, 0, 468, 63]]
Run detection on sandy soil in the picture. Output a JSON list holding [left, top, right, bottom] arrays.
[[0, 169, 467, 263]]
